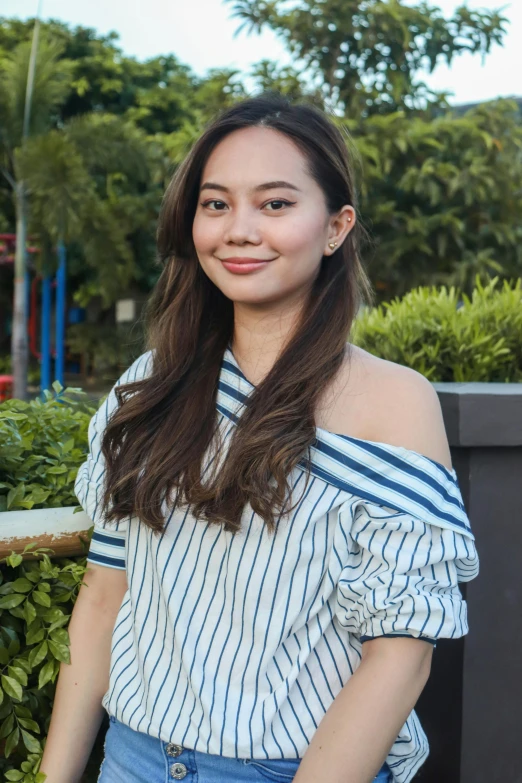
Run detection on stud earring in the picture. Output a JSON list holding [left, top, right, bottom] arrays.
[[328, 241, 338, 250]]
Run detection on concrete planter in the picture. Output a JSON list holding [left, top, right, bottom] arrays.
[[0, 506, 92, 560]]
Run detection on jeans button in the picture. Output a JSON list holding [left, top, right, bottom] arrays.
[[170, 761, 187, 779], [166, 742, 183, 757]]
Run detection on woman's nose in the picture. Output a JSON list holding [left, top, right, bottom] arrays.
[[222, 206, 261, 245]]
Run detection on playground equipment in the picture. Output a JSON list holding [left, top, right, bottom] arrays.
[[0, 234, 67, 394]]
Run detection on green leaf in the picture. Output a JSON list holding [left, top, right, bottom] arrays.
[[37, 581, 51, 593], [62, 438, 75, 453], [9, 605, 27, 620], [21, 728, 42, 753], [26, 621, 45, 646], [14, 704, 32, 718], [24, 599, 37, 625], [0, 646, 9, 665], [6, 553, 23, 568], [1, 674, 23, 701], [49, 628, 69, 645], [0, 412, 27, 421], [0, 712, 15, 739], [18, 717, 40, 733], [14, 658, 31, 674], [47, 614, 70, 631], [48, 639, 70, 664], [5, 769, 25, 780], [8, 665, 28, 686], [12, 578, 33, 593], [39, 607, 65, 624], [7, 484, 25, 510], [0, 593, 26, 609], [28, 641, 48, 668], [38, 660, 54, 689], [5, 725, 20, 757], [32, 591, 51, 608]]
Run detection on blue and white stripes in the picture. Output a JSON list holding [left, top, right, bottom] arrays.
[[75, 348, 479, 783]]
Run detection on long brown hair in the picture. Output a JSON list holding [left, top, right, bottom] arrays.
[[101, 92, 373, 535]]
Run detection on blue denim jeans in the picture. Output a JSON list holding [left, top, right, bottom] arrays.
[[98, 715, 392, 782]]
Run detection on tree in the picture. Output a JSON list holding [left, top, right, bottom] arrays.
[[343, 99, 522, 297], [0, 31, 73, 398], [226, 0, 507, 116], [16, 113, 153, 306]]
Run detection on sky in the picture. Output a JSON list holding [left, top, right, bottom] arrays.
[[2, 0, 520, 106]]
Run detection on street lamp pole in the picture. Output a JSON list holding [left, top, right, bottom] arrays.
[[11, 0, 43, 399]]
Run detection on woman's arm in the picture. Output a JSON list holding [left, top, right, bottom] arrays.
[[294, 637, 433, 783], [39, 563, 128, 783]]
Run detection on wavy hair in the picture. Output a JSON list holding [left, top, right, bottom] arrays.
[[100, 92, 373, 535]]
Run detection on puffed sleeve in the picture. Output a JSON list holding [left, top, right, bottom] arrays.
[[74, 351, 153, 570], [335, 483, 479, 644]]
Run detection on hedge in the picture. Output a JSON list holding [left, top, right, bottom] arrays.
[[0, 385, 96, 780], [352, 276, 522, 382], [1, 384, 96, 513]]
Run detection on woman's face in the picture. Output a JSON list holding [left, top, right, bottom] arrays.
[[192, 126, 354, 307]]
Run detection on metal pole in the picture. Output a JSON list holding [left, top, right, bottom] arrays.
[[40, 275, 52, 392], [54, 240, 66, 387], [11, 1, 43, 399]]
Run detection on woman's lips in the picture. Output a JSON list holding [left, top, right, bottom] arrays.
[[219, 256, 276, 274]]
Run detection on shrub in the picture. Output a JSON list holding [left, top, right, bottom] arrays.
[[0, 545, 89, 781], [0, 386, 96, 780], [0, 384, 97, 512], [352, 276, 522, 382]]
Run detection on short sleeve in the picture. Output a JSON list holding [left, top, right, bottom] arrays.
[[335, 497, 479, 644], [74, 351, 153, 571]]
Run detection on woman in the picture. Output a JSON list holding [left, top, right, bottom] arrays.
[[40, 93, 478, 783]]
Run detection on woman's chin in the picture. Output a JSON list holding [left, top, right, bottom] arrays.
[[222, 283, 291, 308]]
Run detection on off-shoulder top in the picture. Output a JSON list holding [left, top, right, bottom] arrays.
[[74, 348, 479, 783]]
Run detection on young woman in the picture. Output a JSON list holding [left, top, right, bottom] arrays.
[[40, 93, 478, 783]]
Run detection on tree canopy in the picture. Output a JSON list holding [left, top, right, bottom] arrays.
[[0, 3, 519, 315]]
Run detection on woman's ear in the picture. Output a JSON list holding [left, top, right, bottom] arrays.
[[324, 205, 356, 256]]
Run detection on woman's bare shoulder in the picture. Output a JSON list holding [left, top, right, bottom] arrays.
[[317, 345, 453, 470]]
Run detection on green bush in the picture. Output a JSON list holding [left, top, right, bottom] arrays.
[[352, 276, 522, 382], [0, 384, 97, 512], [0, 545, 89, 781], [0, 384, 95, 779]]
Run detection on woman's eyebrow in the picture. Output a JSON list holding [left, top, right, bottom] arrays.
[[200, 180, 301, 193]]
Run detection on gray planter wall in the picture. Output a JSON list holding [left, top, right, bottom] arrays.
[[415, 383, 522, 783]]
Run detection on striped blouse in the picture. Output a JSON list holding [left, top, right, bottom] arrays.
[[74, 348, 479, 783]]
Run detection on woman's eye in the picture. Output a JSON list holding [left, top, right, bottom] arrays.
[[200, 199, 295, 211], [264, 200, 295, 211], [201, 200, 227, 210]]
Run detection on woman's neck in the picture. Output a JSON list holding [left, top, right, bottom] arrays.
[[230, 298, 304, 386]]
